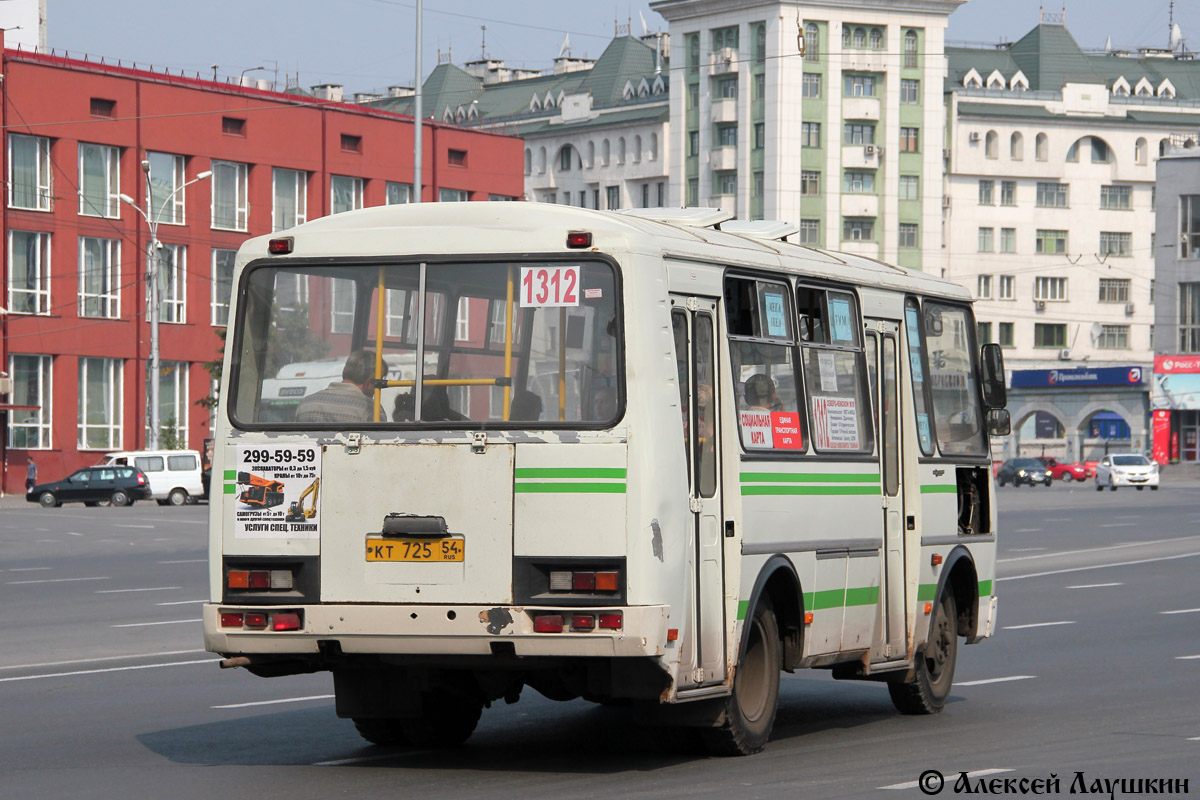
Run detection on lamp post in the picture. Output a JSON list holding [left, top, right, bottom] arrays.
[[120, 164, 212, 450], [239, 65, 266, 85]]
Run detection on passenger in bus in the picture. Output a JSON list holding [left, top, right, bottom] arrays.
[[509, 390, 544, 421], [592, 386, 617, 421], [420, 385, 468, 422], [295, 349, 381, 424], [744, 374, 782, 412]]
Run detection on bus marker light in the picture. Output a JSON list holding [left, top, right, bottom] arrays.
[[571, 614, 596, 631], [549, 571, 572, 591], [270, 570, 294, 590], [228, 570, 250, 589], [244, 612, 268, 629], [595, 571, 619, 592], [572, 572, 596, 592], [248, 571, 271, 589], [534, 614, 564, 633], [566, 231, 592, 249], [220, 612, 244, 628], [666, 628, 679, 641], [924, 603, 933, 615], [804, 612, 814, 625], [598, 613, 622, 629], [268, 237, 294, 255], [931, 554, 943, 566], [272, 612, 302, 631]]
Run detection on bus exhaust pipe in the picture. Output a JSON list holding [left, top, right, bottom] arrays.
[[220, 656, 252, 669]]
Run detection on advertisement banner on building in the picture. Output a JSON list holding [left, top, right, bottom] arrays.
[[1151, 409, 1171, 465], [1152, 355, 1200, 410], [1010, 366, 1145, 388]]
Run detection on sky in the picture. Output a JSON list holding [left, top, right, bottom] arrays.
[[32, 0, 1200, 96]]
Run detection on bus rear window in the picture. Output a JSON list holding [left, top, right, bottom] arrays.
[[230, 261, 621, 428]]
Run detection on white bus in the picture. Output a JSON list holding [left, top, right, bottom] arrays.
[[204, 203, 1009, 755]]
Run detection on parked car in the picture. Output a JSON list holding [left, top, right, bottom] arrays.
[[1039, 457, 1088, 482], [99, 449, 205, 506], [996, 457, 1053, 487], [1094, 453, 1159, 491], [27, 466, 152, 508]]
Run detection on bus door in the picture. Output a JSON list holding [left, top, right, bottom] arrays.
[[671, 296, 726, 686], [865, 319, 907, 662]]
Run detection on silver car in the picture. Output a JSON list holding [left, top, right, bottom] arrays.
[[1094, 454, 1159, 491]]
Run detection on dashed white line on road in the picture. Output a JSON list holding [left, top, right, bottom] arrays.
[[96, 586, 182, 594], [212, 694, 334, 709], [954, 676, 1036, 687], [0, 649, 206, 671], [1000, 551, 1200, 581], [65, 532, 83, 537], [0, 658, 214, 683], [1100, 523, 1137, 527], [7, 567, 51, 572], [157, 559, 206, 564], [1008, 548, 1047, 553], [880, 769, 1013, 790], [6, 576, 108, 585], [1012, 528, 1042, 533], [157, 599, 206, 606], [997, 535, 1200, 564], [1045, 518, 1071, 522], [110, 618, 202, 628], [1067, 582, 1122, 589], [1004, 621, 1075, 630], [116, 524, 154, 529], [1161, 608, 1200, 615], [1177, 655, 1200, 660]]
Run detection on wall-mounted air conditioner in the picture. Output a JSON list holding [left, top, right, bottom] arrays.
[[1035, 299, 1046, 311], [1058, 348, 1072, 360], [968, 132, 981, 143], [864, 145, 876, 156], [1125, 302, 1135, 316]]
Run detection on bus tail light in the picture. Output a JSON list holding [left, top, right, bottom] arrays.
[[220, 612, 244, 628], [272, 612, 302, 631], [268, 237, 294, 255], [219, 609, 302, 631], [244, 612, 268, 629], [571, 614, 595, 631], [534, 614, 564, 633], [566, 231, 592, 248], [598, 613, 622, 630], [547, 568, 620, 595], [227, 568, 294, 591]]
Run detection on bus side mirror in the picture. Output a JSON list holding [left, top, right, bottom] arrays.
[[980, 343, 1006, 409], [987, 408, 1011, 436]]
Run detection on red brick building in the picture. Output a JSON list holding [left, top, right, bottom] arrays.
[[0, 36, 524, 494]]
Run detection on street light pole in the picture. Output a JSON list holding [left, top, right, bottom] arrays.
[[120, 165, 212, 450]]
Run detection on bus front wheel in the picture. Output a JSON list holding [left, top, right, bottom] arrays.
[[889, 590, 958, 714], [701, 599, 781, 756]]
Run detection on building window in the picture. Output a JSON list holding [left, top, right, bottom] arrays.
[[799, 219, 820, 245], [1036, 182, 1069, 208], [1183, 196, 1200, 258], [79, 237, 120, 318], [90, 98, 116, 118], [559, 146, 572, 172], [606, 185, 621, 208], [386, 182, 413, 204], [687, 178, 699, 206], [1097, 324, 1129, 349], [1150, 325, 1155, 349], [977, 275, 993, 298], [1011, 132, 1024, 160], [801, 170, 821, 196], [1035, 276, 1067, 301], [712, 25, 739, 51], [1150, 279, 1155, 305], [448, 149, 468, 166], [341, 134, 363, 153], [688, 83, 699, 109], [641, 184, 650, 209], [977, 322, 993, 343], [843, 218, 874, 240], [273, 168, 307, 231], [9, 134, 52, 211], [754, 122, 765, 149], [78, 143, 120, 218], [1099, 231, 1131, 257], [999, 274, 1015, 299], [688, 131, 700, 156], [456, 297, 470, 341], [978, 180, 994, 205], [755, 24, 766, 62], [439, 187, 469, 202], [154, 362, 188, 447], [8, 231, 51, 315], [843, 170, 875, 193], [687, 33, 700, 69], [1036, 229, 1068, 255], [753, 74, 765, 100], [899, 223, 918, 248], [332, 175, 364, 214], [1034, 323, 1067, 348], [803, 73, 821, 98], [899, 175, 919, 201], [844, 123, 875, 145], [1000, 228, 1016, 254], [1100, 184, 1131, 210], [999, 321, 1014, 346], [658, 182, 665, 206], [753, 171, 764, 199], [904, 30, 918, 67], [900, 79, 919, 104], [212, 160, 248, 230], [8, 354, 52, 449], [78, 357, 123, 450], [1098, 278, 1131, 303], [1035, 132, 1048, 161], [802, 122, 821, 148], [717, 124, 738, 147], [985, 130, 999, 159], [717, 77, 738, 99], [1181, 284, 1200, 352], [1000, 180, 1016, 206], [715, 172, 737, 196], [844, 74, 875, 96], [805, 23, 819, 62], [222, 116, 246, 136], [331, 278, 356, 334], [158, 244, 187, 324], [146, 152, 187, 225], [869, 28, 882, 49], [212, 249, 236, 326], [978, 227, 994, 252]]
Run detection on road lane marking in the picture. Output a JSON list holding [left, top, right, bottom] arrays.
[[0, 658, 214, 683], [1161, 608, 1200, 615], [66, 532, 83, 537], [1100, 523, 1137, 528], [1177, 655, 1200, 660], [1003, 621, 1075, 630], [954, 676, 1035, 687], [0, 649, 206, 671], [157, 559, 206, 564], [7, 567, 52, 572], [110, 618, 202, 628], [6, 576, 109, 585], [157, 599, 207, 606], [997, 534, 1200, 564], [1012, 528, 1042, 533], [1008, 548, 1046, 553], [213, 694, 334, 709], [880, 769, 1013, 790], [96, 586, 182, 594], [1045, 518, 1071, 521], [116, 524, 155, 529], [1067, 582, 1122, 589], [1000, 551, 1200, 581]]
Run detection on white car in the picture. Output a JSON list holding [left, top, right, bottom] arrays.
[[1094, 453, 1159, 491]]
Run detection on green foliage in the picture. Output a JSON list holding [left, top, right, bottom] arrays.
[[159, 414, 183, 451]]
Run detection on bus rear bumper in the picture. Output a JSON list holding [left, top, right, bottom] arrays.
[[203, 603, 671, 659]]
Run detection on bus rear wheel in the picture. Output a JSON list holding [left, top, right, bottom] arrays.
[[889, 590, 957, 715], [400, 689, 482, 747], [701, 599, 781, 756], [352, 718, 410, 747]]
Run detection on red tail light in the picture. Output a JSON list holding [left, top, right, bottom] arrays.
[[268, 237, 294, 254], [598, 613, 622, 630], [534, 614, 564, 633], [243, 612, 268, 629], [571, 614, 596, 631], [566, 231, 592, 248], [571, 572, 596, 592], [220, 612, 244, 628], [272, 612, 302, 631], [247, 571, 270, 589]]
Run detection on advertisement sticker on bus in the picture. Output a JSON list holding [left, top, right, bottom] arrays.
[[234, 443, 322, 539], [829, 296, 854, 344], [812, 396, 860, 450], [771, 412, 804, 449], [762, 288, 789, 338], [818, 351, 838, 392], [520, 266, 580, 307]]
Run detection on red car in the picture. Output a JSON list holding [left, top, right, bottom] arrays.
[[1039, 457, 1089, 482]]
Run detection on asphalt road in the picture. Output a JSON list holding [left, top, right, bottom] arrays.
[[0, 479, 1197, 799]]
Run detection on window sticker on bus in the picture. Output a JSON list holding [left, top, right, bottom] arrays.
[[740, 410, 774, 448], [812, 396, 861, 449], [818, 351, 838, 392], [520, 266, 580, 308], [917, 413, 933, 452], [829, 296, 854, 343], [905, 306, 922, 348], [909, 350, 924, 383], [762, 289, 788, 338], [771, 411, 804, 449], [584, 288, 603, 300]]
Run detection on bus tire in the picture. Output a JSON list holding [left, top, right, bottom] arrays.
[[701, 599, 781, 756], [401, 690, 482, 747], [888, 590, 957, 715], [352, 718, 410, 747]]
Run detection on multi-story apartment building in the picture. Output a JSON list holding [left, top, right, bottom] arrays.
[[944, 20, 1200, 458], [0, 37, 523, 493]]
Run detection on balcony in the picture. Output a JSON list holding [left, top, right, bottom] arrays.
[[711, 97, 738, 123], [841, 194, 879, 218], [840, 240, 879, 258], [710, 147, 738, 171], [842, 145, 881, 169], [842, 50, 887, 73], [709, 47, 738, 75], [842, 96, 880, 122]]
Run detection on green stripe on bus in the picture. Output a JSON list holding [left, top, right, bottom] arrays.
[[811, 588, 846, 610], [979, 580, 993, 597], [741, 485, 881, 496], [737, 600, 749, 621], [845, 586, 880, 607], [514, 468, 627, 479], [514, 482, 626, 494], [917, 583, 937, 602], [223, 483, 237, 495], [740, 472, 880, 483], [224, 470, 236, 480], [920, 484, 957, 494]]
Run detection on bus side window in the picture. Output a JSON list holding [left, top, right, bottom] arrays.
[[797, 286, 874, 455]]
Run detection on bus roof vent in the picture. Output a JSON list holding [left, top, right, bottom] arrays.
[[615, 207, 735, 228], [719, 219, 800, 241]]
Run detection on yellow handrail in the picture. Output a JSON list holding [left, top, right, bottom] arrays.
[[503, 264, 514, 421], [373, 267, 385, 422]]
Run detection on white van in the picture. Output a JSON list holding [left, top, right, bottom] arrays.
[[100, 450, 206, 505]]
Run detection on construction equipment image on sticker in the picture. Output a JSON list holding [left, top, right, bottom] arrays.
[[235, 443, 321, 539]]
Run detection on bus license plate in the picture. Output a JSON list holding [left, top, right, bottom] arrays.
[[365, 537, 465, 562]]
